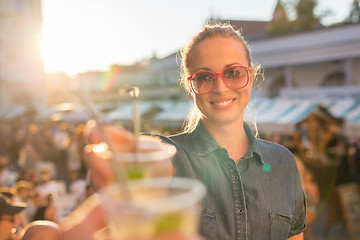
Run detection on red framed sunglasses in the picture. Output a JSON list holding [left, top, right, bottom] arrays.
[[188, 65, 250, 95]]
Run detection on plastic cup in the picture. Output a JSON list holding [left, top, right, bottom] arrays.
[[100, 177, 206, 240], [94, 139, 177, 180]]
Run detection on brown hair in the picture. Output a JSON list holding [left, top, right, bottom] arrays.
[[179, 21, 262, 133]]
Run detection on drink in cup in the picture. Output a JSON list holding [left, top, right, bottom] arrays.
[[100, 177, 206, 240], [93, 137, 177, 179]]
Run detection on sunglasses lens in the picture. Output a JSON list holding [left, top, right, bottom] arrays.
[[223, 66, 248, 89], [190, 72, 214, 94]]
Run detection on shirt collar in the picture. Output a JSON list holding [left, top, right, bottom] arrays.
[[243, 122, 265, 165], [191, 121, 265, 165], [192, 121, 220, 156]]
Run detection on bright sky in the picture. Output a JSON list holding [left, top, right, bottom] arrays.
[[41, 0, 354, 75]]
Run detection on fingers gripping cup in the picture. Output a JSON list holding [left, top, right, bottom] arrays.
[[100, 177, 206, 240]]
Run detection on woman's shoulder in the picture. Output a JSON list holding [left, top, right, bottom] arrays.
[[257, 138, 293, 154], [255, 138, 296, 163], [150, 132, 192, 147]]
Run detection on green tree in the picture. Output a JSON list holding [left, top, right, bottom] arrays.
[[268, 0, 294, 36], [347, 0, 360, 23], [295, 0, 320, 31]]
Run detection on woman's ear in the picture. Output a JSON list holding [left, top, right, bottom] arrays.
[[249, 68, 254, 89]]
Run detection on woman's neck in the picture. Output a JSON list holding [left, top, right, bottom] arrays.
[[202, 120, 249, 163]]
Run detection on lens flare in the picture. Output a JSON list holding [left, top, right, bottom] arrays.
[[93, 142, 109, 153], [262, 163, 272, 172], [100, 66, 121, 93]]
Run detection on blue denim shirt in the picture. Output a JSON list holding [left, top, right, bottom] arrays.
[[159, 121, 306, 240]]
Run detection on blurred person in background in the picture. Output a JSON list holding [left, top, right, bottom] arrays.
[[51, 123, 70, 186], [13, 181, 33, 203], [37, 124, 57, 163], [17, 136, 40, 171], [0, 194, 26, 240], [353, 137, 360, 182], [335, 140, 355, 185], [26, 193, 43, 223], [67, 132, 82, 174], [68, 170, 87, 207], [0, 154, 18, 187], [13, 181, 34, 228], [79, 184, 95, 204], [296, 157, 319, 240], [32, 193, 58, 223], [36, 165, 64, 202]]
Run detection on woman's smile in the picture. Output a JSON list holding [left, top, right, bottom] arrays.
[[210, 98, 237, 108]]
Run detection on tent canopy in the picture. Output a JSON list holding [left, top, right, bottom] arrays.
[[253, 98, 342, 135], [0, 105, 27, 120]]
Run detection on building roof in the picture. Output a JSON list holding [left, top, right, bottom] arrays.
[[252, 23, 360, 68], [212, 19, 269, 40]]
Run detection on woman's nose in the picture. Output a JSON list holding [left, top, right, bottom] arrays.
[[213, 74, 229, 93]]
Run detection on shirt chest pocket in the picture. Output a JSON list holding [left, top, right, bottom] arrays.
[[199, 206, 218, 240], [269, 212, 293, 240]]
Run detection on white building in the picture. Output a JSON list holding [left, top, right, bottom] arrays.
[[252, 23, 360, 99], [0, 0, 45, 109]]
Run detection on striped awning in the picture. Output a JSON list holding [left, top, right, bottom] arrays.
[[154, 101, 193, 122], [0, 105, 27, 120], [106, 101, 159, 121], [253, 98, 338, 135]]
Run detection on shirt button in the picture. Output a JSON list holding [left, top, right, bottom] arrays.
[[237, 208, 244, 214]]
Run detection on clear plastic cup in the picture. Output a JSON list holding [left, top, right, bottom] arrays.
[[100, 177, 206, 240], [94, 139, 177, 180]]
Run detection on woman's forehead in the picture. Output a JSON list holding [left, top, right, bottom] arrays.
[[189, 37, 248, 71]]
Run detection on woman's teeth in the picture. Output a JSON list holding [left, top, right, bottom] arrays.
[[212, 99, 235, 106]]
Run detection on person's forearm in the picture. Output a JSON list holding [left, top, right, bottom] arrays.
[[60, 194, 106, 240], [287, 232, 303, 240]]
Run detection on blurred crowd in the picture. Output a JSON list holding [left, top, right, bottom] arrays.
[[0, 118, 95, 238]]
